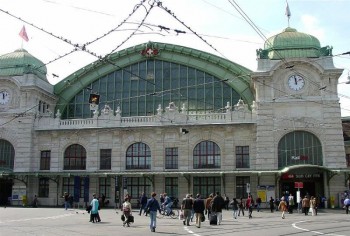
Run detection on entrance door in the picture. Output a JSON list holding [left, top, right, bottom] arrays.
[[0, 179, 12, 205]]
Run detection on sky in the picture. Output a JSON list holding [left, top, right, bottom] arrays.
[[0, 0, 350, 115]]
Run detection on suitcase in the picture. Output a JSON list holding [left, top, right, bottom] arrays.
[[209, 213, 217, 225]]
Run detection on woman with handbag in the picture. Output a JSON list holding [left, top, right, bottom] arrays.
[[122, 197, 132, 227]]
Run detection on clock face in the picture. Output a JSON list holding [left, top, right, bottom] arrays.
[[0, 91, 10, 105], [288, 75, 305, 91]]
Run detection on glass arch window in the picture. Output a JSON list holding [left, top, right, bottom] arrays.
[[64, 144, 86, 170], [126, 142, 151, 169], [193, 141, 221, 169], [61, 60, 241, 119], [278, 131, 323, 169], [0, 139, 15, 171]]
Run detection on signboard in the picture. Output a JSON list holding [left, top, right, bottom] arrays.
[[294, 182, 303, 188], [246, 183, 251, 193], [12, 186, 26, 201], [266, 185, 275, 202], [257, 185, 267, 202]]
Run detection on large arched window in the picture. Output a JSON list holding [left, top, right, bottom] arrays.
[[193, 141, 221, 169], [278, 131, 323, 169], [0, 139, 15, 171], [64, 144, 86, 170], [126, 142, 151, 169]]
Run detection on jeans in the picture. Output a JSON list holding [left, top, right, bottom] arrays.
[[149, 211, 157, 230], [165, 202, 173, 215], [233, 209, 238, 219], [64, 201, 70, 210], [139, 204, 146, 215]]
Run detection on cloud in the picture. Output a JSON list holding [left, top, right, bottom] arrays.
[[300, 14, 325, 41]]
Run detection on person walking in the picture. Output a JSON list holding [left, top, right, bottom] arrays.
[[246, 195, 254, 219], [288, 193, 294, 213], [344, 196, 350, 214], [269, 196, 274, 213], [224, 194, 230, 210], [122, 197, 132, 227], [310, 196, 317, 216], [302, 196, 310, 216], [278, 197, 287, 219], [256, 196, 262, 212], [230, 198, 239, 219], [90, 193, 100, 223], [238, 197, 245, 216], [205, 194, 213, 220], [139, 192, 148, 216], [193, 194, 205, 228], [63, 192, 69, 210], [145, 192, 161, 232], [181, 194, 194, 226], [211, 192, 225, 225]]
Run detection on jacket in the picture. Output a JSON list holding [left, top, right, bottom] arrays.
[[145, 197, 161, 212], [193, 198, 205, 213]]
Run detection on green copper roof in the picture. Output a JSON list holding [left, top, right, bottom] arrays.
[[0, 49, 47, 81], [264, 27, 321, 59]]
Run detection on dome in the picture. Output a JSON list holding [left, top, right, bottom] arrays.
[[0, 49, 47, 81], [263, 27, 321, 59]]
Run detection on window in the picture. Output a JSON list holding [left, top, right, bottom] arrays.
[[165, 177, 178, 199], [99, 177, 111, 198], [278, 131, 323, 169], [40, 150, 51, 170], [38, 178, 49, 197], [236, 146, 250, 168], [193, 177, 221, 198], [126, 177, 152, 200], [193, 141, 220, 169], [100, 149, 111, 170], [0, 139, 15, 170], [126, 142, 151, 169], [64, 144, 86, 170], [236, 176, 250, 199], [62, 177, 74, 196], [165, 147, 178, 169]]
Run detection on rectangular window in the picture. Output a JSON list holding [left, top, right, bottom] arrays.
[[38, 178, 49, 198], [165, 147, 178, 169], [62, 177, 74, 196], [40, 150, 51, 170], [236, 176, 250, 199], [165, 177, 178, 199], [126, 177, 152, 203], [100, 149, 111, 170], [99, 177, 111, 198], [193, 177, 221, 199], [236, 146, 250, 168]]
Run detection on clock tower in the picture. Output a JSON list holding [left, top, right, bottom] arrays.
[[0, 49, 56, 173], [251, 27, 345, 194]]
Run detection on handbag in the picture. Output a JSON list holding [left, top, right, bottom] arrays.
[[179, 210, 184, 220], [201, 214, 205, 222], [128, 215, 134, 223], [121, 214, 125, 221]]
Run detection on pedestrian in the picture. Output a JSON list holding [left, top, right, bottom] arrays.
[[160, 194, 165, 205], [269, 196, 274, 213], [238, 197, 245, 216], [302, 196, 310, 216], [145, 192, 161, 232], [310, 196, 316, 216], [230, 198, 239, 219], [288, 193, 294, 213], [211, 192, 225, 225], [122, 197, 132, 227], [205, 194, 213, 220], [90, 193, 101, 223], [246, 195, 254, 219], [63, 192, 69, 210], [193, 194, 205, 228], [344, 196, 350, 214], [32, 195, 38, 208], [224, 194, 230, 210], [181, 194, 194, 226], [139, 192, 148, 216], [256, 196, 262, 212], [278, 197, 287, 219]]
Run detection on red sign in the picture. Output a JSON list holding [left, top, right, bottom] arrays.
[[294, 182, 303, 188]]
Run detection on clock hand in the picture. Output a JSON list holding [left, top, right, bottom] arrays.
[[294, 76, 297, 85]]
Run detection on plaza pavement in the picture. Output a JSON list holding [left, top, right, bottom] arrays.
[[0, 206, 350, 236]]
